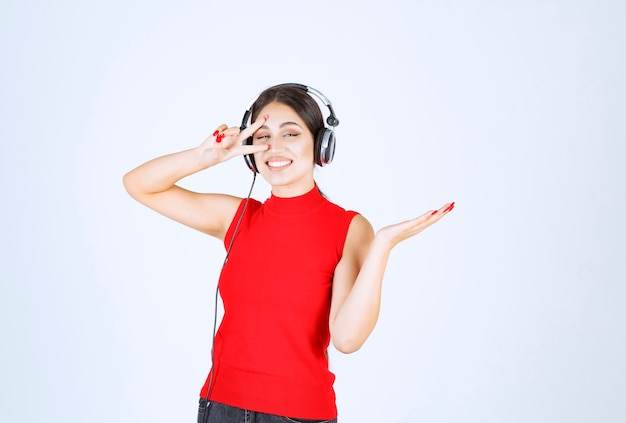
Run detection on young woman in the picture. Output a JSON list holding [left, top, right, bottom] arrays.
[[123, 83, 454, 423]]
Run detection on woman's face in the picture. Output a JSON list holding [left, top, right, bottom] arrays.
[[252, 102, 316, 197]]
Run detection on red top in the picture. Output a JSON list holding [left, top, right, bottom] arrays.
[[200, 187, 358, 419]]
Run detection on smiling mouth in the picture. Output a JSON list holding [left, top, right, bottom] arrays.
[[267, 160, 292, 168]]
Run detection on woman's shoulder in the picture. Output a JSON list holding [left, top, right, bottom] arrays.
[[346, 213, 374, 239]]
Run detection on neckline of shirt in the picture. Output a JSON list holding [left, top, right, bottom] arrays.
[[264, 185, 325, 216]]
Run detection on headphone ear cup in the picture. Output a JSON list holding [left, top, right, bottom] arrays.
[[243, 136, 258, 172], [240, 110, 258, 173], [315, 129, 336, 166]]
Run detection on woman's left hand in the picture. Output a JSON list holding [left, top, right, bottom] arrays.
[[376, 202, 455, 249]]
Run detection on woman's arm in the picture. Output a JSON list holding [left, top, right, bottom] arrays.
[[329, 202, 454, 353], [122, 118, 269, 239]]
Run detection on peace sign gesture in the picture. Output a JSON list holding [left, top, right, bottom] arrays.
[[197, 115, 270, 166]]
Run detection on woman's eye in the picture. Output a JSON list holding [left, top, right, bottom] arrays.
[[255, 134, 269, 140], [284, 132, 299, 137]]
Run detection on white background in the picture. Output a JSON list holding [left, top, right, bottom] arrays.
[[1, 1, 624, 422]]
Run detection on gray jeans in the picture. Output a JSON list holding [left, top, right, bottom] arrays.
[[197, 398, 337, 423]]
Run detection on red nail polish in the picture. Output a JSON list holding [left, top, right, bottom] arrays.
[[216, 133, 224, 143], [212, 130, 220, 137], [431, 210, 438, 215], [445, 202, 455, 212]]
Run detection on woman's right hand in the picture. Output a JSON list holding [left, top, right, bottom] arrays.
[[197, 115, 270, 166]]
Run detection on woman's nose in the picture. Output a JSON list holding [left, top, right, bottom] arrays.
[[267, 136, 285, 150]]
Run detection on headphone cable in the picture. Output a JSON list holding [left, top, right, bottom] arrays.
[[203, 172, 257, 407]]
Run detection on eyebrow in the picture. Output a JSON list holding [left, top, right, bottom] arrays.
[[259, 121, 303, 130]]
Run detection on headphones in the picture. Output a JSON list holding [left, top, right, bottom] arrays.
[[239, 83, 340, 173]]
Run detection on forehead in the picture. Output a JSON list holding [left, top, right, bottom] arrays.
[[258, 102, 302, 122]]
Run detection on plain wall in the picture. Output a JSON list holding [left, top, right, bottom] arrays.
[[1, 1, 624, 422]]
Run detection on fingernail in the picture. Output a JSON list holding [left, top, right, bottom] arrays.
[[212, 130, 220, 137], [263, 115, 269, 121], [431, 210, 438, 215], [216, 133, 224, 143], [445, 202, 455, 212]]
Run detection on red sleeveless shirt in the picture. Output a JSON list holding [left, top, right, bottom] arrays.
[[200, 186, 358, 419]]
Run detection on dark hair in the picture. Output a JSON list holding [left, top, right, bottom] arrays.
[[250, 85, 325, 146]]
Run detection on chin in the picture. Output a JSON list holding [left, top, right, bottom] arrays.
[[261, 174, 315, 194]]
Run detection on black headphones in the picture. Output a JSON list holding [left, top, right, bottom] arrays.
[[239, 83, 340, 173]]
